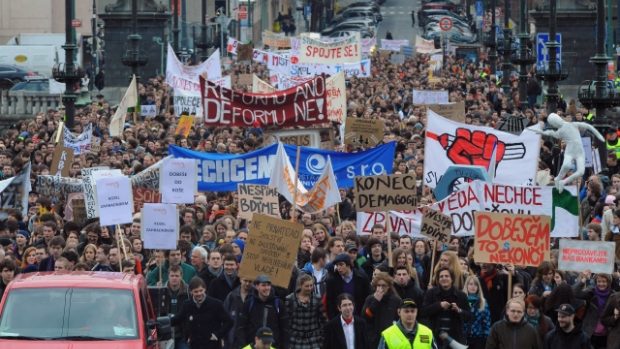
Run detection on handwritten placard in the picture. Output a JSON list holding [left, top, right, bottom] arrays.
[[238, 184, 280, 220], [420, 209, 452, 243], [344, 118, 384, 147], [559, 239, 616, 274], [354, 174, 418, 212], [474, 212, 550, 267], [238, 214, 302, 288]]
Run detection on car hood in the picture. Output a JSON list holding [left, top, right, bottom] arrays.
[[0, 339, 144, 349]]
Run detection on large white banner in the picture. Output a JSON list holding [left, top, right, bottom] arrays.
[[424, 110, 541, 188], [415, 35, 441, 54], [357, 181, 579, 238], [166, 44, 221, 117], [381, 39, 410, 51], [63, 123, 93, 155], [298, 32, 361, 64], [326, 72, 346, 123]]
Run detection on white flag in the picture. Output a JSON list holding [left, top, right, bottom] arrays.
[[269, 143, 341, 213], [109, 75, 137, 137]]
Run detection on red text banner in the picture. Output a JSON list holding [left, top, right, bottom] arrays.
[[298, 32, 361, 65], [201, 76, 327, 128], [558, 239, 616, 274], [474, 212, 550, 267]]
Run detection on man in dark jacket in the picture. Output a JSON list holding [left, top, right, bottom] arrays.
[[486, 298, 541, 349], [235, 275, 290, 349], [393, 265, 424, 313], [544, 304, 591, 349], [325, 253, 371, 319], [323, 293, 370, 349], [478, 263, 523, 323], [209, 254, 240, 301], [170, 276, 233, 349], [159, 265, 190, 347]]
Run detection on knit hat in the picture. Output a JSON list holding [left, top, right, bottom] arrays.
[[232, 239, 245, 253], [15, 230, 30, 240]]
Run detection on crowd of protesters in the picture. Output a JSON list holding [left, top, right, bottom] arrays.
[[0, 45, 619, 349]]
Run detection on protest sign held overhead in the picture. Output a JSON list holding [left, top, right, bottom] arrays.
[[0, 163, 31, 220], [133, 187, 162, 213], [201, 75, 328, 128], [381, 39, 410, 51], [175, 115, 194, 137], [354, 174, 418, 212], [424, 110, 541, 188], [420, 209, 452, 243], [269, 143, 341, 213], [238, 214, 303, 288], [412, 90, 449, 104], [142, 203, 179, 250], [344, 118, 385, 147], [95, 176, 134, 226], [325, 72, 346, 123], [559, 239, 616, 274], [427, 102, 466, 122], [262, 30, 291, 48], [237, 184, 281, 220], [50, 145, 74, 177], [169, 141, 394, 191], [356, 210, 423, 237], [252, 74, 276, 93], [297, 32, 361, 65], [63, 123, 93, 155], [160, 158, 197, 204], [474, 212, 550, 267]]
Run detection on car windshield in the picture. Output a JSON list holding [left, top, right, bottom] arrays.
[[0, 288, 138, 340]]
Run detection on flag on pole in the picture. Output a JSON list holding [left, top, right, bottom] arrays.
[[269, 143, 341, 213], [110, 75, 138, 137]]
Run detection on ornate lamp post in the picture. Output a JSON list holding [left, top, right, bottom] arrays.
[[536, 0, 567, 114], [121, 0, 147, 81], [511, 0, 536, 109], [498, 0, 514, 94], [483, 0, 498, 74]]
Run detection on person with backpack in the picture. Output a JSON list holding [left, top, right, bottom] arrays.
[[235, 275, 290, 349]]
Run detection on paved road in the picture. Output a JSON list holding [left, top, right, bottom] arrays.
[[377, 0, 421, 43]]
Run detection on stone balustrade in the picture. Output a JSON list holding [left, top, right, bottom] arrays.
[[0, 87, 63, 118]]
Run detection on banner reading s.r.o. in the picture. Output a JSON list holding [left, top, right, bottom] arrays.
[[160, 158, 197, 204], [201, 75, 328, 128], [474, 212, 550, 267]]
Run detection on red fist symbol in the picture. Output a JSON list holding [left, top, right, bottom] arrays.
[[438, 129, 506, 169]]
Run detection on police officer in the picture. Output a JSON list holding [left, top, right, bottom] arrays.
[[377, 298, 438, 349], [170, 277, 233, 349], [243, 327, 276, 349]]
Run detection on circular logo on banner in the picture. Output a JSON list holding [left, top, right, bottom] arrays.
[[439, 17, 453, 31], [434, 165, 491, 201], [306, 154, 326, 175]]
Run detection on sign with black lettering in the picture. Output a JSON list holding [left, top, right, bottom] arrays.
[[420, 209, 452, 243], [344, 118, 384, 147], [238, 184, 280, 220], [95, 176, 134, 226], [142, 203, 179, 250], [238, 214, 303, 288], [50, 144, 74, 177], [160, 158, 197, 204], [354, 174, 418, 212]]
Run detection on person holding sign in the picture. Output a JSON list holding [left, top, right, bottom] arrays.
[[573, 272, 615, 349], [422, 267, 471, 348]]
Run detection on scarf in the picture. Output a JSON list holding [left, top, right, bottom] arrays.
[[481, 269, 497, 290], [467, 294, 479, 308], [526, 313, 540, 329], [593, 287, 611, 310]]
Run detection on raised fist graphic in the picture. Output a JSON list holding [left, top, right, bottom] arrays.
[[437, 129, 507, 169]]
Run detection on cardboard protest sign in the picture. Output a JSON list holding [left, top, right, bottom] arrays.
[[133, 187, 162, 213], [559, 239, 616, 274], [420, 209, 452, 243], [252, 74, 276, 93], [141, 104, 157, 118], [63, 123, 93, 155], [262, 31, 291, 48], [326, 72, 346, 123], [237, 184, 280, 220], [474, 212, 550, 267], [237, 73, 253, 87], [160, 158, 197, 204], [175, 115, 194, 137], [264, 129, 321, 147], [297, 32, 361, 64], [412, 89, 449, 104], [142, 203, 179, 250], [70, 197, 87, 226], [427, 102, 466, 122], [202, 75, 328, 128], [238, 214, 303, 287], [237, 43, 253, 61], [50, 145, 74, 177], [344, 118, 384, 147], [354, 174, 418, 212], [95, 176, 134, 226]]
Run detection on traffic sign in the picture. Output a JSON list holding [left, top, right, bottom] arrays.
[[439, 17, 453, 31], [536, 32, 562, 70]]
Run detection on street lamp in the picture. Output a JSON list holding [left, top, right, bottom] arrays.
[[483, 0, 498, 74], [52, 0, 84, 128], [498, 0, 514, 94], [121, 0, 147, 81], [536, 0, 567, 114], [196, 0, 209, 61], [511, 0, 535, 109]]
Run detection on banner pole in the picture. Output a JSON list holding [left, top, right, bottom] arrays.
[[117, 224, 129, 263], [429, 239, 437, 288], [291, 145, 301, 222], [507, 269, 513, 301], [158, 250, 163, 285], [54, 121, 64, 144], [385, 211, 393, 268]]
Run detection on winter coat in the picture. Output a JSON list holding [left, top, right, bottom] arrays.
[[486, 317, 541, 349], [222, 287, 248, 349], [421, 285, 472, 344], [361, 291, 401, 348], [208, 272, 240, 302], [322, 315, 370, 349], [235, 289, 290, 349], [285, 292, 326, 349], [573, 281, 614, 337], [601, 293, 620, 349], [301, 262, 328, 298], [325, 269, 371, 319], [465, 297, 491, 339], [479, 272, 523, 324], [394, 279, 425, 315], [146, 261, 196, 286], [170, 295, 233, 349], [543, 325, 591, 349]]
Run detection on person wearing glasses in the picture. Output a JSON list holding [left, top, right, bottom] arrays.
[[486, 298, 541, 349]]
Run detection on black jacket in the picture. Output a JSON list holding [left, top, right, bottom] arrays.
[[322, 315, 370, 349], [208, 273, 240, 302], [170, 295, 233, 349], [478, 272, 523, 324], [421, 286, 472, 344], [235, 290, 290, 349], [362, 292, 401, 348], [486, 317, 541, 349], [394, 279, 425, 314], [543, 325, 591, 349], [325, 269, 371, 319]]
